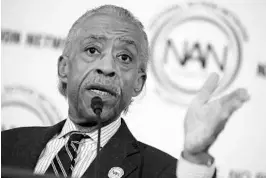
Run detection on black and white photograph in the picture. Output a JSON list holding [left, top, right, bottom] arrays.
[[1, 0, 266, 177]]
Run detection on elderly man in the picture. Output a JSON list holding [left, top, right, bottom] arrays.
[[2, 5, 250, 178]]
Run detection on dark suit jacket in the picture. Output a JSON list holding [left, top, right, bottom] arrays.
[[2, 119, 177, 178]]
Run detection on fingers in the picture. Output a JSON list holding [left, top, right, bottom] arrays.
[[219, 88, 250, 119], [193, 73, 220, 105], [220, 88, 250, 106]]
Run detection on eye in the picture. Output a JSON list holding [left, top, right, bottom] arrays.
[[86, 47, 100, 55], [117, 54, 132, 64]]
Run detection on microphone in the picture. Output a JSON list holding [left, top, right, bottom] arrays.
[[91, 96, 103, 178], [91, 96, 103, 116]]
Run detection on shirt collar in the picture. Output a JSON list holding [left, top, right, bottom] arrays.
[[57, 117, 121, 147]]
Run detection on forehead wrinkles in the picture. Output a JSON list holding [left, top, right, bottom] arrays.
[[80, 18, 142, 41], [80, 25, 143, 51], [78, 14, 140, 34], [69, 14, 147, 60]]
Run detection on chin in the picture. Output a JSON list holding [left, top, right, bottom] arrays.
[[76, 105, 120, 127], [73, 91, 124, 126]]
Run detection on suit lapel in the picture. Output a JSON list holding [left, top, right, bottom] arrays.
[[82, 119, 141, 178], [16, 120, 66, 170], [14, 118, 141, 177]]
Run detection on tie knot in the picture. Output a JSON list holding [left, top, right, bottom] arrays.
[[68, 132, 89, 143]]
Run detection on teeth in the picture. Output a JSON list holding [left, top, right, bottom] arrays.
[[90, 89, 112, 96]]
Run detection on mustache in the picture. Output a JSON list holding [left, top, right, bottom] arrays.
[[83, 73, 121, 96]]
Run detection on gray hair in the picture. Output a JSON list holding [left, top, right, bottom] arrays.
[[58, 4, 149, 97]]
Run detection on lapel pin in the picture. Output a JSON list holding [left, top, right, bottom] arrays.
[[108, 167, 124, 178]]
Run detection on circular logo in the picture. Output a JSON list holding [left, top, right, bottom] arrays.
[[149, 2, 248, 105], [1, 85, 62, 130]]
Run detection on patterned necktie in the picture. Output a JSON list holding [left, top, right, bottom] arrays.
[[46, 132, 89, 177]]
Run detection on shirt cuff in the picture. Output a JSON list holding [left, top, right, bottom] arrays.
[[177, 154, 216, 178]]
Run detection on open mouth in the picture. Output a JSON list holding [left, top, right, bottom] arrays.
[[86, 85, 119, 97]]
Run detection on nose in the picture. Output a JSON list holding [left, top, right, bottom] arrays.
[[95, 53, 116, 77]]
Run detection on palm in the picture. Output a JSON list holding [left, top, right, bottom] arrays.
[[184, 73, 250, 154]]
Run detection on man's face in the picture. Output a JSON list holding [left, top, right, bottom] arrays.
[[60, 14, 146, 126]]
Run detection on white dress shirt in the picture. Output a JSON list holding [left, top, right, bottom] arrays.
[[34, 118, 121, 178], [177, 154, 215, 178], [34, 117, 215, 178]]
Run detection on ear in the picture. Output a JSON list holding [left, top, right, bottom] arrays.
[[57, 55, 69, 83], [132, 70, 147, 97]]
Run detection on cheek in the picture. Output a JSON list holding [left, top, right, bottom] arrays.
[[120, 72, 137, 97], [67, 58, 91, 96], [69, 53, 94, 82], [67, 65, 81, 92]]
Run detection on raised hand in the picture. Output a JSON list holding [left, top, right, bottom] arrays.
[[184, 73, 250, 156]]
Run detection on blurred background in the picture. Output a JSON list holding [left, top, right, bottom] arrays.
[[1, 0, 266, 177]]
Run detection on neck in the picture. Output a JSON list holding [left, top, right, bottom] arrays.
[[72, 121, 99, 133], [68, 114, 120, 133]]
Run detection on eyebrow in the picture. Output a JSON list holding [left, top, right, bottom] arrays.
[[81, 35, 138, 51], [117, 37, 138, 50]]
